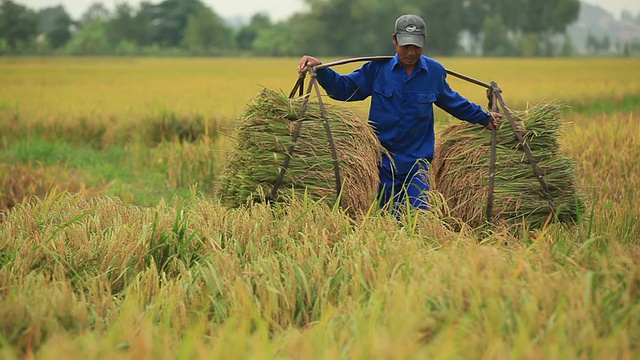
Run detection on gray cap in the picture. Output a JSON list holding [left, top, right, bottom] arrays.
[[394, 14, 426, 48]]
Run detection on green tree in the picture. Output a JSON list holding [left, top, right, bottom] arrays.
[[517, 33, 542, 56], [511, 0, 580, 56], [79, 2, 110, 27], [0, 0, 38, 51], [586, 32, 598, 54], [586, 32, 613, 54], [296, 0, 581, 57], [601, 35, 611, 52], [303, 0, 353, 55], [560, 34, 574, 56], [115, 39, 138, 55], [252, 22, 299, 56], [106, 3, 137, 48], [347, 0, 399, 55], [299, 0, 408, 56], [131, 2, 157, 47], [236, 13, 272, 51], [415, 0, 465, 55], [65, 20, 109, 55], [182, 6, 232, 54], [37, 5, 68, 33], [152, 0, 206, 47], [482, 14, 513, 56], [279, 13, 318, 56], [47, 10, 73, 49], [461, 0, 489, 44]]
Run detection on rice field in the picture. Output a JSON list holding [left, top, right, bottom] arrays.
[[0, 56, 639, 359]]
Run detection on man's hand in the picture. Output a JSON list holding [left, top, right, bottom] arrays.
[[486, 112, 502, 130], [298, 55, 322, 74]]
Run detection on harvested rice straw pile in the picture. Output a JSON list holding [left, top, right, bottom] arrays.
[[432, 102, 585, 229], [217, 88, 382, 215]]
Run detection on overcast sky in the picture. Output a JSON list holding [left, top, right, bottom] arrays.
[[15, 0, 640, 21]]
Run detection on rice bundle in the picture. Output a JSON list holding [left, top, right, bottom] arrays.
[[432, 102, 585, 229], [217, 88, 381, 215]]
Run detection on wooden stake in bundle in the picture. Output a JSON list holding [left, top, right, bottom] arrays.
[[217, 88, 382, 216], [432, 101, 585, 229]]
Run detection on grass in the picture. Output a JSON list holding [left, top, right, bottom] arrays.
[[0, 56, 639, 359], [1, 136, 218, 206], [572, 93, 640, 116]]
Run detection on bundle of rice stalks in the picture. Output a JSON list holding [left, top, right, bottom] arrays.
[[217, 88, 381, 215], [432, 102, 585, 229]]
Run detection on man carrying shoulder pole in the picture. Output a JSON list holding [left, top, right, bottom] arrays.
[[298, 14, 501, 213]]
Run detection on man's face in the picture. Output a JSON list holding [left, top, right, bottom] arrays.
[[393, 35, 423, 67]]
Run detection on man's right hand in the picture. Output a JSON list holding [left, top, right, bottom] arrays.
[[486, 112, 502, 130], [298, 55, 322, 74]]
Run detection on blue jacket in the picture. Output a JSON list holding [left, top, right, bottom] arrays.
[[316, 54, 490, 177]]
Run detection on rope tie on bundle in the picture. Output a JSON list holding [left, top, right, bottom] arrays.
[[271, 69, 342, 201]]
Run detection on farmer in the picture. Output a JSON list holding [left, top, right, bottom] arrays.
[[297, 14, 501, 212]]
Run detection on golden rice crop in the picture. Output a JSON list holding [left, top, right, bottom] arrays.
[[432, 102, 585, 229], [217, 87, 381, 216]]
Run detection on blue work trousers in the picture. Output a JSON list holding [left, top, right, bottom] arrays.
[[378, 168, 430, 212]]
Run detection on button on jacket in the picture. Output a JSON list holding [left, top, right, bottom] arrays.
[[316, 54, 490, 177]]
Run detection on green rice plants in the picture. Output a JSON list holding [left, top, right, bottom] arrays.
[[146, 202, 203, 276]]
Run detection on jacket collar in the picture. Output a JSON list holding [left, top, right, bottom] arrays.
[[390, 53, 429, 73]]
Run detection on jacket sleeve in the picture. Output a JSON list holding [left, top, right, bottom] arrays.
[[315, 64, 374, 102], [435, 74, 491, 126]]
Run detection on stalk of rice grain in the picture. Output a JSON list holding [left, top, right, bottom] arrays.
[[432, 101, 585, 229], [217, 88, 382, 216]]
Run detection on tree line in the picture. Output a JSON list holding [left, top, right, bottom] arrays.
[[0, 0, 637, 57]]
